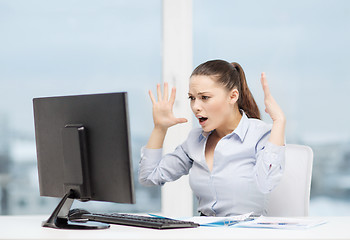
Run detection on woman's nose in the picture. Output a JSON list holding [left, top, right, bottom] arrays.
[[192, 100, 201, 112]]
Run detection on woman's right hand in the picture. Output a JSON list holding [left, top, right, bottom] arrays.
[[149, 82, 188, 130]]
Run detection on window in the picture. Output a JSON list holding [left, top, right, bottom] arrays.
[[193, 0, 350, 215], [0, 0, 162, 214]]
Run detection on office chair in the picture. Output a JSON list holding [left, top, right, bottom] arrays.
[[266, 144, 313, 217]]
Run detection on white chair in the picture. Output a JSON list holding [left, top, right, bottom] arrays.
[[266, 144, 313, 217]]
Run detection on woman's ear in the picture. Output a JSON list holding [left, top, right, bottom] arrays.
[[229, 88, 239, 104]]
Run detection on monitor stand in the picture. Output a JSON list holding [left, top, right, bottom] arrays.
[[42, 189, 109, 230], [42, 125, 109, 229]]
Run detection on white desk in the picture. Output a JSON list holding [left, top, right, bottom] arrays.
[[0, 215, 349, 240]]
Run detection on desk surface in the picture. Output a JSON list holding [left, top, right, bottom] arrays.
[[0, 215, 349, 240]]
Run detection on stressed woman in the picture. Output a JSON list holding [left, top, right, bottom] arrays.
[[139, 60, 286, 216]]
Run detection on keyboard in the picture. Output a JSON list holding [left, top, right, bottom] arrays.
[[74, 212, 200, 229]]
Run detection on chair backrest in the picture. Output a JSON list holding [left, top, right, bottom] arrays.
[[266, 144, 313, 217]]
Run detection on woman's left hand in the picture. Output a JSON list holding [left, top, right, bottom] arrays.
[[260, 72, 286, 123]]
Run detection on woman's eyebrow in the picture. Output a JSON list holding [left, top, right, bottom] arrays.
[[197, 91, 211, 95], [188, 91, 211, 96]]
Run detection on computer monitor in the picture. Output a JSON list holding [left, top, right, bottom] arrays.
[[33, 92, 134, 229]]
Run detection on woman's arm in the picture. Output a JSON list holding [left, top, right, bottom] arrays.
[[146, 82, 187, 149], [139, 144, 193, 186], [260, 72, 286, 146], [139, 82, 190, 186], [253, 73, 286, 193]]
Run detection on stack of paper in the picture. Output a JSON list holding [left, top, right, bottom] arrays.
[[235, 216, 327, 229], [188, 212, 254, 227], [149, 213, 327, 229]]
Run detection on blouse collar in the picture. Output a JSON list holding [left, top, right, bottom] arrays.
[[199, 110, 249, 142]]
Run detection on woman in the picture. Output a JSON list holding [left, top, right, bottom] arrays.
[[139, 60, 286, 216]]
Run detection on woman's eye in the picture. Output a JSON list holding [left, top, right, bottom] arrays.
[[188, 96, 195, 101], [201, 96, 209, 100]]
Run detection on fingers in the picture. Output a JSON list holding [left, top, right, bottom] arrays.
[[156, 83, 162, 102], [151, 82, 176, 104], [176, 118, 188, 124], [163, 82, 169, 101], [169, 87, 176, 106], [260, 72, 271, 97], [149, 90, 156, 104]]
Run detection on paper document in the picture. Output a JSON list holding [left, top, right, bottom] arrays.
[[187, 212, 254, 226], [235, 216, 327, 229], [149, 212, 253, 227], [149, 212, 254, 227]]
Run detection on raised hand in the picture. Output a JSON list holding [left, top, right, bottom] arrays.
[[260, 72, 286, 146], [260, 72, 285, 123], [149, 82, 187, 130]]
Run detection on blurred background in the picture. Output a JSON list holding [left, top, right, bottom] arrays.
[[0, 0, 349, 216]]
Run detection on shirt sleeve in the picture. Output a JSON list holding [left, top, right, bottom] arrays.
[[254, 129, 286, 194], [138, 143, 193, 186]]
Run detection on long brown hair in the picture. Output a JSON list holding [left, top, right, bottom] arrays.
[[190, 59, 261, 119]]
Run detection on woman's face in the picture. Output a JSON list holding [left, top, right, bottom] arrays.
[[189, 75, 237, 132]]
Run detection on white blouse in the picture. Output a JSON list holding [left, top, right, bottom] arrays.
[[139, 112, 285, 216]]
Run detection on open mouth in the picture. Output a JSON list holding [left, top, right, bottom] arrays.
[[199, 117, 208, 122], [198, 117, 208, 125]]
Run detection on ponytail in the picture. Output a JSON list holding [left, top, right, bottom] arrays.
[[231, 62, 261, 119]]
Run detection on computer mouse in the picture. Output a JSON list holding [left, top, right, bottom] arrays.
[[68, 208, 91, 222]]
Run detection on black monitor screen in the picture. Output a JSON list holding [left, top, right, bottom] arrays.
[[33, 92, 134, 206]]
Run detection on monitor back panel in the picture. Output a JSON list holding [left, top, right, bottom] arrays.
[[33, 92, 134, 204]]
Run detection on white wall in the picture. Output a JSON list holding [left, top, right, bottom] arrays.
[[161, 0, 194, 217]]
